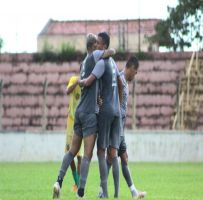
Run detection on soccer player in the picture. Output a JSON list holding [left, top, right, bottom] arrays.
[[65, 75, 82, 191], [52, 33, 115, 199], [96, 32, 122, 199], [99, 56, 147, 199], [80, 32, 123, 198]]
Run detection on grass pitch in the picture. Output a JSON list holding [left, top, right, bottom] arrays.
[[0, 162, 203, 200]]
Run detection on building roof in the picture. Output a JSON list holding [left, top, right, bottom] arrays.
[[39, 18, 160, 36]]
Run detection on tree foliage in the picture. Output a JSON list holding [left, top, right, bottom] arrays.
[[148, 0, 203, 51]]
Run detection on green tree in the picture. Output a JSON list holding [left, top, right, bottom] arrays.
[[148, 0, 203, 51]]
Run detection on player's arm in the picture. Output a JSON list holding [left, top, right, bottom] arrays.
[[93, 49, 116, 63], [114, 63, 123, 104], [101, 48, 116, 58], [80, 50, 115, 87], [79, 74, 96, 87], [79, 60, 105, 87], [117, 76, 123, 104], [66, 78, 79, 95]]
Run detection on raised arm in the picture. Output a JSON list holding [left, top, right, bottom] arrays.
[[101, 48, 116, 58]]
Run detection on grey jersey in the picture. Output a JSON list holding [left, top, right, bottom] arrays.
[[99, 57, 121, 117], [120, 70, 129, 118], [76, 50, 103, 114]]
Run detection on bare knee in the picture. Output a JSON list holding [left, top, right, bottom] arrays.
[[121, 152, 128, 164], [69, 134, 82, 156], [84, 150, 93, 160], [107, 149, 112, 164], [69, 147, 78, 157], [84, 134, 96, 159], [97, 148, 105, 157], [108, 147, 117, 158]]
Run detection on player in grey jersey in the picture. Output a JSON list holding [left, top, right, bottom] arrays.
[[79, 32, 123, 198], [52, 33, 115, 199], [99, 56, 147, 199]]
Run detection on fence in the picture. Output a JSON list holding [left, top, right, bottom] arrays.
[[1, 54, 203, 131]]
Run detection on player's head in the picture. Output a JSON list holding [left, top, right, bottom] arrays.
[[97, 32, 110, 50], [125, 56, 139, 82], [86, 33, 97, 52]]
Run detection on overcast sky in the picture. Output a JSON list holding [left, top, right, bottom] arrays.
[[0, 0, 178, 53]]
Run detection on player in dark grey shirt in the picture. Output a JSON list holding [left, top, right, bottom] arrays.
[[78, 32, 123, 198], [52, 33, 115, 199], [99, 56, 147, 199], [96, 32, 123, 199]]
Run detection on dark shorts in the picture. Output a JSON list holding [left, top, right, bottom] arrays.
[[118, 117, 127, 156], [118, 136, 127, 156], [97, 113, 121, 149], [74, 111, 98, 137]]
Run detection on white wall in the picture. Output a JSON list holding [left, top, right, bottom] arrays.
[[0, 130, 203, 162]]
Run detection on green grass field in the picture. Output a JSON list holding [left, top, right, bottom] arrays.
[[0, 162, 203, 200]]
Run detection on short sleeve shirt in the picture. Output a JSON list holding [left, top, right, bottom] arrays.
[[67, 76, 81, 120]]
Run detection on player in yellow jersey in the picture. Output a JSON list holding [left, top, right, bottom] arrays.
[[65, 75, 83, 192]]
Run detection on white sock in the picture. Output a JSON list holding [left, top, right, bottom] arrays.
[[130, 184, 138, 193], [99, 186, 103, 193]]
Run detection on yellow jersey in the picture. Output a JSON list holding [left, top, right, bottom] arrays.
[[67, 76, 81, 120]]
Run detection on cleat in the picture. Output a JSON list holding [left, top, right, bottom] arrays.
[[53, 182, 61, 199], [77, 188, 85, 199], [132, 190, 147, 199]]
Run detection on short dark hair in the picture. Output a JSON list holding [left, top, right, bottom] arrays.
[[98, 32, 110, 48], [126, 56, 139, 70]]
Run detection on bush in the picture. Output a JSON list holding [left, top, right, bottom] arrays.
[[58, 43, 77, 61]]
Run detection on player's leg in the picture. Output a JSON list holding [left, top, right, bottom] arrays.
[[76, 140, 84, 182], [77, 155, 82, 176], [120, 146, 146, 199], [97, 147, 108, 198], [70, 154, 81, 193], [119, 136, 133, 188], [108, 147, 119, 198], [66, 117, 79, 189], [97, 113, 112, 198], [77, 112, 98, 198], [53, 111, 82, 199], [66, 143, 78, 191], [106, 149, 112, 174], [77, 133, 97, 197], [53, 133, 82, 199], [59, 133, 82, 182], [98, 146, 114, 198], [109, 116, 121, 198]]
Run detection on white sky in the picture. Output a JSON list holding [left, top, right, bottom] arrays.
[[0, 0, 178, 53]]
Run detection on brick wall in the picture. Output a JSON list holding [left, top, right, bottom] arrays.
[[0, 53, 202, 131]]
